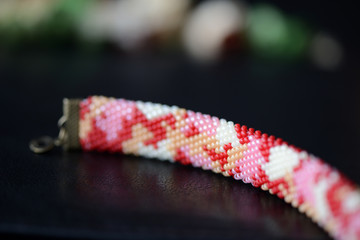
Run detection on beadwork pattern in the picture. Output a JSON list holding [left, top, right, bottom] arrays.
[[79, 96, 360, 240]]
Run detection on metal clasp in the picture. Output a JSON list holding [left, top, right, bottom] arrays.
[[29, 115, 67, 154]]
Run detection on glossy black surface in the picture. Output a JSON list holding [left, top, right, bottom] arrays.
[[0, 137, 331, 239], [1, 2, 359, 238], [2, 52, 359, 239]]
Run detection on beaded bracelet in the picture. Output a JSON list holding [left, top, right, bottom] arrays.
[[30, 96, 360, 240]]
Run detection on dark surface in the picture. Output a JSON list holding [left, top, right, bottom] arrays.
[[0, 139, 330, 240], [1, 1, 360, 238], [1, 51, 359, 240]]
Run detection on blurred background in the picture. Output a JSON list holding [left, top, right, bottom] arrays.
[[0, 0, 359, 239], [0, 0, 354, 67]]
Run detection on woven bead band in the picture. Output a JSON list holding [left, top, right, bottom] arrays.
[[77, 96, 360, 240]]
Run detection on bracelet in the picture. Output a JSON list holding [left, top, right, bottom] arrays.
[[30, 96, 360, 240]]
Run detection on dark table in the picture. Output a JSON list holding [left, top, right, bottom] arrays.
[[1, 48, 359, 239]]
